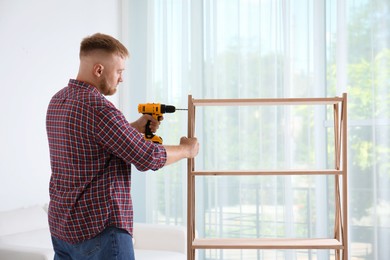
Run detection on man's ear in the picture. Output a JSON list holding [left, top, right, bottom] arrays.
[[93, 64, 104, 77]]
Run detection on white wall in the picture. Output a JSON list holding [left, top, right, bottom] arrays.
[[0, 0, 122, 211]]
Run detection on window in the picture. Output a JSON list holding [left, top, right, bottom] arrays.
[[126, 0, 390, 259]]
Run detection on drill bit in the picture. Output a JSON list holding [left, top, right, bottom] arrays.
[[175, 108, 188, 111]]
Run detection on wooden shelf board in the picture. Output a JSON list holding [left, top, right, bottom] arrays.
[[192, 169, 343, 176], [192, 97, 343, 106], [192, 238, 343, 250]]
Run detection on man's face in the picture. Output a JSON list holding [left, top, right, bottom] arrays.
[[98, 55, 126, 96]]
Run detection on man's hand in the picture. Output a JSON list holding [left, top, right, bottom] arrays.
[[163, 136, 199, 166], [179, 137, 199, 158], [130, 114, 162, 134]]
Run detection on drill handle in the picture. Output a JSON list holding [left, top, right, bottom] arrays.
[[144, 114, 161, 138], [145, 119, 163, 144], [145, 120, 154, 139]]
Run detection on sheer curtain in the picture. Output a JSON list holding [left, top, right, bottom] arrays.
[[126, 0, 390, 259]]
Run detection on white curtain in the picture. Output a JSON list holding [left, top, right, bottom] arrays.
[[126, 0, 390, 259]]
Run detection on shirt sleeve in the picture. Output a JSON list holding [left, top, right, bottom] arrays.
[[94, 106, 167, 171]]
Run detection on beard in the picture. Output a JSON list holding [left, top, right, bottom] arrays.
[[98, 77, 117, 96]]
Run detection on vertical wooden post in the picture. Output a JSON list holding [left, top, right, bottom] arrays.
[[187, 95, 195, 260], [341, 93, 348, 260], [333, 103, 341, 260]]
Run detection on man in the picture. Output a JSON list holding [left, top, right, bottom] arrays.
[[46, 33, 199, 260]]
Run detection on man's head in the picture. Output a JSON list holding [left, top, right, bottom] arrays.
[[77, 33, 129, 96]]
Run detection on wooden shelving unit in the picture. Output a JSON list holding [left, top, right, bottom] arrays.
[[187, 94, 348, 260]]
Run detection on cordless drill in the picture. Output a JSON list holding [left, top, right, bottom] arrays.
[[138, 103, 186, 144]]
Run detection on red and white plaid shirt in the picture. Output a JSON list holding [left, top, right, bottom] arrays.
[[46, 79, 166, 244]]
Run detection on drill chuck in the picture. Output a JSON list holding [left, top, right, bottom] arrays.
[[161, 105, 176, 113]]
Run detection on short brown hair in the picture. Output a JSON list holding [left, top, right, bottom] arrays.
[[80, 33, 129, 58]]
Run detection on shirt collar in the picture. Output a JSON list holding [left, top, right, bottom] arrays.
[[68, 79, 102, 96]]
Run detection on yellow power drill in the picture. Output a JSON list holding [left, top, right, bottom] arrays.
[[138, 103, 187, 144]]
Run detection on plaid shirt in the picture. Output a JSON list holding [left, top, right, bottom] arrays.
[[46, 79, 166, 244]]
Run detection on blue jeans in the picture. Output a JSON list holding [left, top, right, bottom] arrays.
[[52, 226, 135, 260]]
